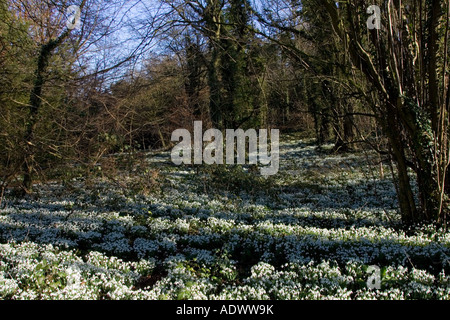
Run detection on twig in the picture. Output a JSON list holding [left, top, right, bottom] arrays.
[[0, 184, 5, 209], [402, 249, 416, 269]]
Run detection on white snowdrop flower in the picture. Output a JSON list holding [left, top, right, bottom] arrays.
[[173, 218, 190, 233], [0, 273, 19, 298], [65, 264, 83, 290], [2, 139, 450, 300], [250, 262, 276, 279], [13, 289, 39, 300]]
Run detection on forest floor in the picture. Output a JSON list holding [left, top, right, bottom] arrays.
[[1, 134, 450, 300]]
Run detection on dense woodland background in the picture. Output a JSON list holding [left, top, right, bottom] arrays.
[[0, 0, 449, 226]]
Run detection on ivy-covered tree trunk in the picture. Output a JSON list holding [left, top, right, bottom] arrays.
[[383, 99, 419, 223], [21, 0, 87, 194], [320, 0, 449, 225], [204, 0, 224, 129], [184, 36, 203, 118], [401, 96, 442, 222], [22, 32, 70, 194]]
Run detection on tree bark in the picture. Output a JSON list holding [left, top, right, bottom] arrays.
[[22, 33, 70, 193]]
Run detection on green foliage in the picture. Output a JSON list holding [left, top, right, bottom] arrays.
[[181, 248, 238, 286], [0, 3, 35, 185], [194, 164, 278, 197]]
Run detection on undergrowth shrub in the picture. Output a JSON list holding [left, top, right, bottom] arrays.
[[194, 164, 278, 196]]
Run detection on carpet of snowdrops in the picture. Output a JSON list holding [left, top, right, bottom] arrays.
[[1, 136, 450, 300]]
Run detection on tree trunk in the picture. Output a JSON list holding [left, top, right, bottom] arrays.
[[343, 102, 355, 148], [389, 137, 418, 224], [319, 108, 330, 145], [21, 30, 71, 194], [208, 46, 222, 128], [205, 0, 224, 129], [22, 42, 54, 193]]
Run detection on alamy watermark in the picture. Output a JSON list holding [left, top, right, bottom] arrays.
[[367, 5, 381, 30], [66, 5, 82, 30], [170, 121, 279, 176], [366, 265, 381, 289]]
